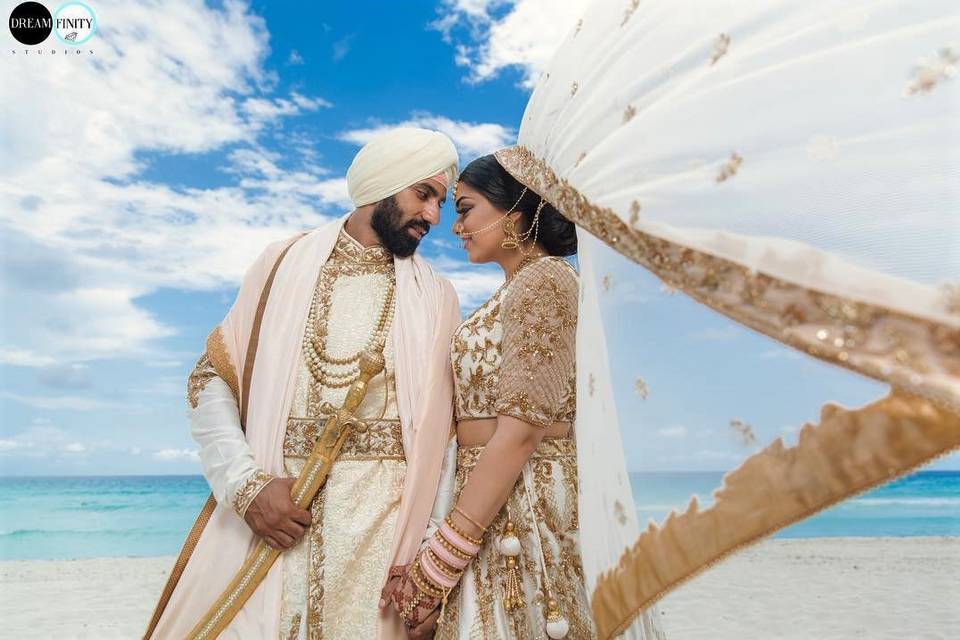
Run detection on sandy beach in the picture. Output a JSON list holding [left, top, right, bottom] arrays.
[[0, 537, 956, 638]]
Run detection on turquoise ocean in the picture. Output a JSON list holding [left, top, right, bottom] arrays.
[[0, 471, 957, 560]]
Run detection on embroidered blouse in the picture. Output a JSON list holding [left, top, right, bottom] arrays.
[[451, 256, 578, 428]]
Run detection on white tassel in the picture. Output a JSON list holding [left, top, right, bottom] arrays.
[[545, 599, 569, 639]]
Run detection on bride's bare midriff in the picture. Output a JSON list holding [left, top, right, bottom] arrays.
[[456, 418, 571, 447]]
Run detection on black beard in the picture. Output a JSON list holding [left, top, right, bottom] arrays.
[[370, 195, 429, 258]]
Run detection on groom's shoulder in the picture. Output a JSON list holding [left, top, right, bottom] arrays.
[[410, 254, 459, 302]]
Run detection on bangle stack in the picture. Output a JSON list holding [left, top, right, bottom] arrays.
[[403, 506, 488, 626]]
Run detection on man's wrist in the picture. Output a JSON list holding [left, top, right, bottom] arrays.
[[232, 469, 275, 518]]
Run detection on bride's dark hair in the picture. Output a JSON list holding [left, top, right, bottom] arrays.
[[457, 155, 577, 257]]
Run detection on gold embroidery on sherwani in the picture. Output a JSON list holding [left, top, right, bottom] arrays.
[[284, 418, 402, 459], [206, 326, 239, 401], [232, 470, 273, 517], [187, 353, 218, 409], [306, 482, 328, 639], [280, 229, 405, 639]]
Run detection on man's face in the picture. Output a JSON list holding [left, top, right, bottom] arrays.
[[370, 180, 447, 257]]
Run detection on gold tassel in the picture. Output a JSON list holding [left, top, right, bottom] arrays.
[[503, 556, 524, 611], [437, 589, 449, 627]]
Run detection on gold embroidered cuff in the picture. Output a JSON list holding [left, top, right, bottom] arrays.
[[187, 353, 218, 409], [232, 470, 274, 518]]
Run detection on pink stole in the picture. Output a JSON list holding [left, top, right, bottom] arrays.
[[149, 215, 460, 639]]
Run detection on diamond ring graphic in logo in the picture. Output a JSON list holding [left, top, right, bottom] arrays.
[[53, 2, 96, 45], [9, 1, 53, 45]]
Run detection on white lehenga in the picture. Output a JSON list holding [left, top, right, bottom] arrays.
[[436, 257, 663, 639]]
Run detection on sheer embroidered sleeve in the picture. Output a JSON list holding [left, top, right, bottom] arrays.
[[495, 258, 578, 427]]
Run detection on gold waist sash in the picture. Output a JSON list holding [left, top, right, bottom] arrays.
[[285, 417, 404, 460]]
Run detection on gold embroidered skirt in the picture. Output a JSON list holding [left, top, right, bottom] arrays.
[[279, 418, 406, 640], [436, 437, 596, 640]]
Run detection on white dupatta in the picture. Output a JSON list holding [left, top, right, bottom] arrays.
[[495, 1, 959, 637]]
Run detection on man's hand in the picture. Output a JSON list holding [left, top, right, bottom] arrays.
[[243, 477, 311, 550], [407, 608, 440, 639]]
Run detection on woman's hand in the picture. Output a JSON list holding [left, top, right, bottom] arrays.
[[383, 563, 443, 639]]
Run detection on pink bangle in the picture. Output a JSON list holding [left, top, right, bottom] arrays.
[[440, 522, 481, 556], [420, 550, 459, 589], [429, 535, 470, 570]]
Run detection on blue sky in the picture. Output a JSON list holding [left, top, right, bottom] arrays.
[[1, 0, 956, 475]]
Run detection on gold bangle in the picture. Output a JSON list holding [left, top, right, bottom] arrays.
[[453, 505, 487, 532], [411, 559, 445, 599], [445, 515, 483, 546], [436, 532, 472, 561], [425, 548, 461, 578]]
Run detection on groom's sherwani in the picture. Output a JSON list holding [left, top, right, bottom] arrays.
[[149, 217, 461, 639]]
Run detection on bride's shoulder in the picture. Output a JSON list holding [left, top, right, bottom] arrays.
[[511, 256, 578, 290]]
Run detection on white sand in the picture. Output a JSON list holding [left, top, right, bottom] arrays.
[[0, 538, 956, 638], [654, 537, 960, 639]]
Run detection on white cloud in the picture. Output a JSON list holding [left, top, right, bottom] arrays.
[[145, 359, 184, 369], [339, 114, 515, 159], [0, 391, 132, 412], [657, 425, 688, 438], [332, 35, 355, 62], [429, 254, 503, 310], [0, 349, 58, 367], [134, 376, 186, 397], [242, 93, 332, 125], [0, 1, 342, 364], [154, 448, 201, 462], [434, 0, 588, 87], [0, 424, 69, 457], [287, 49, 305, 65], [62, 442, 87, 454]]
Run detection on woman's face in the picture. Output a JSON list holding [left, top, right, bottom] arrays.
[[452, 182, 518, 264]]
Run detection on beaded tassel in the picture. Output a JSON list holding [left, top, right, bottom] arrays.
[[499, 520, 524, 611]]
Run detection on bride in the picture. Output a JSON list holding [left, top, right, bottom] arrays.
[[385, 153, 664, 639], [385, 1, 957, 638]]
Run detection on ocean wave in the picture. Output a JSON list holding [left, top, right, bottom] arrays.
[[75, 502, 134, 511], [850, 497, 960, 507], [0, 527, 172, 538]]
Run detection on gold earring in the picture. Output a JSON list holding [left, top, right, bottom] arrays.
[[501, 216, 520, 250]]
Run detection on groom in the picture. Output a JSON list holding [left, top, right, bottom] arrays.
[[146, 127, 462, 639]]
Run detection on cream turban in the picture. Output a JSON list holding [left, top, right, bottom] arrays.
[[347, 127, 459, 207]]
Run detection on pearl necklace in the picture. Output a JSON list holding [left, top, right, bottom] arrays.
[[302, 273, 396, 389]]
